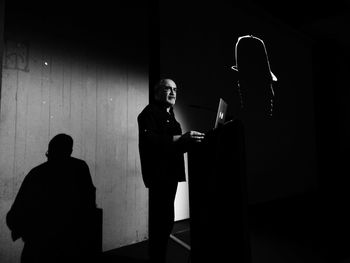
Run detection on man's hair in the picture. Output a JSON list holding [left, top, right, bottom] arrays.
[[153, 78, 174, 94]]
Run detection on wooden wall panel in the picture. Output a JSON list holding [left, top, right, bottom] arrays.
[[0, 40, 149, 261], [126, 72, 149, 242]]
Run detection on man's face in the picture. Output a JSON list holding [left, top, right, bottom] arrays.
[[155, 79, 177, 107]]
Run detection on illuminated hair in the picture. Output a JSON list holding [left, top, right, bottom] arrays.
[[153, 78, 175, 94]]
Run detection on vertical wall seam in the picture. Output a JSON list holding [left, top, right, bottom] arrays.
[[95, 65, 98, 181], [80, 61, 84, 158], [69, 55, 72, 122], [125, 66, 129, 214], [48, 54, 52, 139], [12, 69, 19, 197], [24, 63, 29, 173]]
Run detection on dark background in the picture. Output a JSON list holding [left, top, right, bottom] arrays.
[[2, 0, 350, 261], [248, 0, 350, 212], [5, 0, 348, 207], [4, 0, 350, 219]]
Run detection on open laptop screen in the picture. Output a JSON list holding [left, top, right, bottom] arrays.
[[214, 98, 228, 129]]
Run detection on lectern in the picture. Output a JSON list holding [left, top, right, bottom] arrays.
[[188, 119, 251, 263]]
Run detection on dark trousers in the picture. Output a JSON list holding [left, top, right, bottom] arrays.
[[148, 181, 178, 263]]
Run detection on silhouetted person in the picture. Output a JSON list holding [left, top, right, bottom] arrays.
[[229, 35, 278, 262], [6, 133, 97, 263], [231, 35, 278, 188], [232, 35, 277, 119], [138, 78, 204, 263]]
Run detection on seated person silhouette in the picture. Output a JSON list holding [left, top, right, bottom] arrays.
[[6, 133, 97, 263]]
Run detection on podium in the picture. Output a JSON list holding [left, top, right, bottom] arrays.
[[188, 119, 251, 263]]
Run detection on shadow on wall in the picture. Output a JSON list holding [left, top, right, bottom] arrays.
[[6, 134, 101, 263]]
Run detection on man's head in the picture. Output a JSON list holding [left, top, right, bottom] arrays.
[[154, 79, 177, 108], [46, 133, 73, 161]]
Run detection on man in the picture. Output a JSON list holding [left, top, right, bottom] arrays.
[[6, 133, 97, 263], [137, 78, 204, 263]]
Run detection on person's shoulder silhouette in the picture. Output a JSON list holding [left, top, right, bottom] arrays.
[[7, 133, 96, 263]]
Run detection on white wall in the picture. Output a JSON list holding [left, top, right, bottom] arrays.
[[0, 2, 150, 260]]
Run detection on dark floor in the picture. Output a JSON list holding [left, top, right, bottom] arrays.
[[247, 192, 350, 263], [101, 219, 190, 263], [101, 192, 350, 263]]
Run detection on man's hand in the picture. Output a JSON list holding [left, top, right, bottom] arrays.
[[180, 131, 205, 143]]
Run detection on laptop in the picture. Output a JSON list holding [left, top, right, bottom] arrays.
[[214, 98, 228, 129]]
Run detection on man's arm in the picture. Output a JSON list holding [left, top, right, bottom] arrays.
[[173, 131, 205, 143], [138, 111, 205, 153], [138, 111, 176, 152]]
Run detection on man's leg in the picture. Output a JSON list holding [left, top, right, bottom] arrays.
[[148, 181, 178, 263]]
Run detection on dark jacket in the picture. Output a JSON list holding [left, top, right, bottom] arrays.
[[137, 102, 186, 188]]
